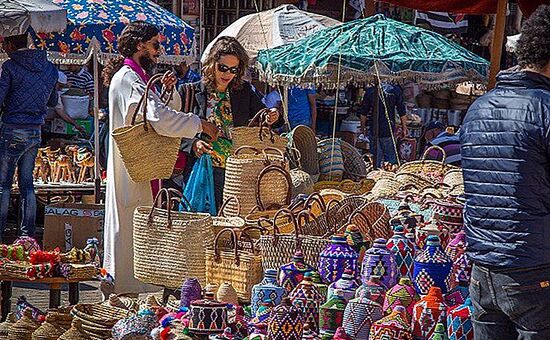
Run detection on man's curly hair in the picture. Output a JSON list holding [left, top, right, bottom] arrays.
[[516, 5, 550, 71]]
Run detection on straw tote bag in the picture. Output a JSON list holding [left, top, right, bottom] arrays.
[[205, 228, 263, 301], [112, 73, 181, 183], [223, 146, 288, 217], [133, 188, 213, 288], [231, 108, 288, 152], [258, 208, 330, 271]]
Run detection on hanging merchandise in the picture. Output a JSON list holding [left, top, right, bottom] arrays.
[[251, 269, 287, 317], [267, 297, 304, 340], [189, 292, 229, 335], [446, 297, 473, 340], [355, 276, 387, 306], [369, 306, 413, 340], [386, 225, 416, 278], [279, 250, 315, 294], [361, 238, 398, 289], [318, 235, 359, 284], [180, 278, 202, 308], [319, 289, 347, 339], [412, 286, 447, 340], [343, 291, 384, 340], [383, 277, 419, 318], [289, 272, 324, 333], [182, 154, 217, 215], [413, 235, 453, 295], [326, 269, 360, 303]]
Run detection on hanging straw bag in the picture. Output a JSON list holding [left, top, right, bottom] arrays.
[[205, 228, 263, 301], [231, 109, 288, 152], [258, 209, 330, 271], [223, 147, 287, 217], [133, 188, 214, 288], [111, 73, 181, 183]]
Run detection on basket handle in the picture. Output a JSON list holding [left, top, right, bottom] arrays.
[[262, 147, 286, 161], [325, 199, 343, 216], [303, 192, 327, 214], [218, 195, 240, 217], [147, 188, 183, 228], [234, 145, 261, 156], [247, 108, 269, 127], [270, 208, 299, 237], [241, 225, 269, 237], [421, 145, 447, 163], [399, 183, 419, 192], [235, 228, 257, 253], [213, 228, 240, 265], [255, 165, 292, 211], [130, 72, 174, 130]]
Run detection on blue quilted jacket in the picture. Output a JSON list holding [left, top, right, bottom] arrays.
[[0, 49, 58, 125], [460, 69, 550, 268]]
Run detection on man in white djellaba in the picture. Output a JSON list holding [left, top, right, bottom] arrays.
[[102, 21, 218, 294]]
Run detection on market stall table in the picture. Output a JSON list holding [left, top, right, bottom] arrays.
[[0, 276, 93, 321]]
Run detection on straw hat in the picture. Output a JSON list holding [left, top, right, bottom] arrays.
[[31, 313, 65, 340], [58, 320, 92, 340], [103, 294, 138, 312]]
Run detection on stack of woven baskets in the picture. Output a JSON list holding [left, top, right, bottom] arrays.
[[70, 304, 129, 338]]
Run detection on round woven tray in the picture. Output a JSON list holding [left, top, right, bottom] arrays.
[[71, 304, 128, 329]]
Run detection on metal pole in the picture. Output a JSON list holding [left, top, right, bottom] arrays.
[[488, 0, 507, 89], [93, 48, 101, 204], [372, 80, 380, 168]]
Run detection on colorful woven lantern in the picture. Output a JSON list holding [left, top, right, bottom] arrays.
[[318, 235, 359, 284], [369, 306, 413, 340], [267, 297, 304, 340], [412, 287, 447, 340], [355, 276, 387, 306], [319, 289, 347, 339], [280, 251, 315, 293], [445, 281, 470, 307], [343, 292, 384, 339], [429, 322, 449, 340], [446, 298, 473, 340], [413, 235, 452, 295], [333, 327, 353, 340], [327, 269, 359, 303], [383, 277, 418, 317], [416, 221, 450, 250], [301, 323, 320, 339], [449, 243, 471, 289], [445, 231, 465, 261], [386, 225, 415, 278], [310, 271, 328, 300], [188, 293, 229, 335], [252, 269, 287, 317], [180, 278, 202, 308], [289, 272, 324, 332], [361, 238, 398, 288]]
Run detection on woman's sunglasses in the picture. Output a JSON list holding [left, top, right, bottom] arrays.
[[217, 63, 240, 75]]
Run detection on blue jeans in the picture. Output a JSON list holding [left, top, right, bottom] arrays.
[[371, 136, 397, 168], [470, 263, 550, 339], [0, 126, 41, 240]]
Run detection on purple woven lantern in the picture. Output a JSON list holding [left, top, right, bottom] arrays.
[[361, 238, 398, 288], [318, 235, 359, 284]]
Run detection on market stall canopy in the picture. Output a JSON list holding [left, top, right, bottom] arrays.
[[256, 14, 489, 89], [201, 4, 341, 62], [0, 0, 67, 37], [378, 0, 547, 16], [29, 0, 195, 64]]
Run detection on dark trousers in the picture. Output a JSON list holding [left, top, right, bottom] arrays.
[[470, 263, 550, 339]]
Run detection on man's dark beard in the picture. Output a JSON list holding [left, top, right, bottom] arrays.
[[139, 53, 156, 75]]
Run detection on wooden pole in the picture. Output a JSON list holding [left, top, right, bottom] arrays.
[[488, 0, 508, 89], [365, 0, 376, 17]]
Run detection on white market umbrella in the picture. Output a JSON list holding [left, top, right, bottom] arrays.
[[0, 0, 67, 37], [201, 4, 341, 62]]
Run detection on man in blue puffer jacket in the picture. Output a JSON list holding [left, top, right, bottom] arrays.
[[460, 5, 550, 339], [0, 33, 58, 241]]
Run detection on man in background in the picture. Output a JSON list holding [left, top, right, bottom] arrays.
[[65, 64, 94, 96], [0, 33, 58, 241], [460, 5, 550, 339], [287, 86, 317, 132]]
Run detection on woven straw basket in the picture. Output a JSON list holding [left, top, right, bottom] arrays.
[[340, 140, 368, 181], [288, 125, 319, 177], [134, 188, 213, 288], [8, 308, 40, 340], [398, 146, 453, 181], [205, 228, 263, 301], [223, 147, 288, 217], [232, 109, 288, 152], [111, 73, 181, 183]]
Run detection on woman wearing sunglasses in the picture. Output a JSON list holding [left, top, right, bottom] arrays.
[[178, 36, 281, 208]]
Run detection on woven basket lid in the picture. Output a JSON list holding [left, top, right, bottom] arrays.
[[0, 313, 16, 336], [58, 320, 92, 340], [31, 313, 65, 340], [10, 308, 40, 336], [103, 294, 138, 311], [290, 125, 319, 176]]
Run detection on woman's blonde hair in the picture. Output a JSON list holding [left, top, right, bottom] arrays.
[[202, 36, 249, 91]]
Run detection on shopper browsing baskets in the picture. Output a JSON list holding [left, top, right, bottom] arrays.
[[179, 36, 282, 207], [101, 21, 218, 294]]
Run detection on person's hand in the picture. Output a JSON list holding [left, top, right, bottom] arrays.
[[265, 108, 280, 126], [192, 140, 213, 158], [161, 71, 178, 91], [200, 120, 219, 141]]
